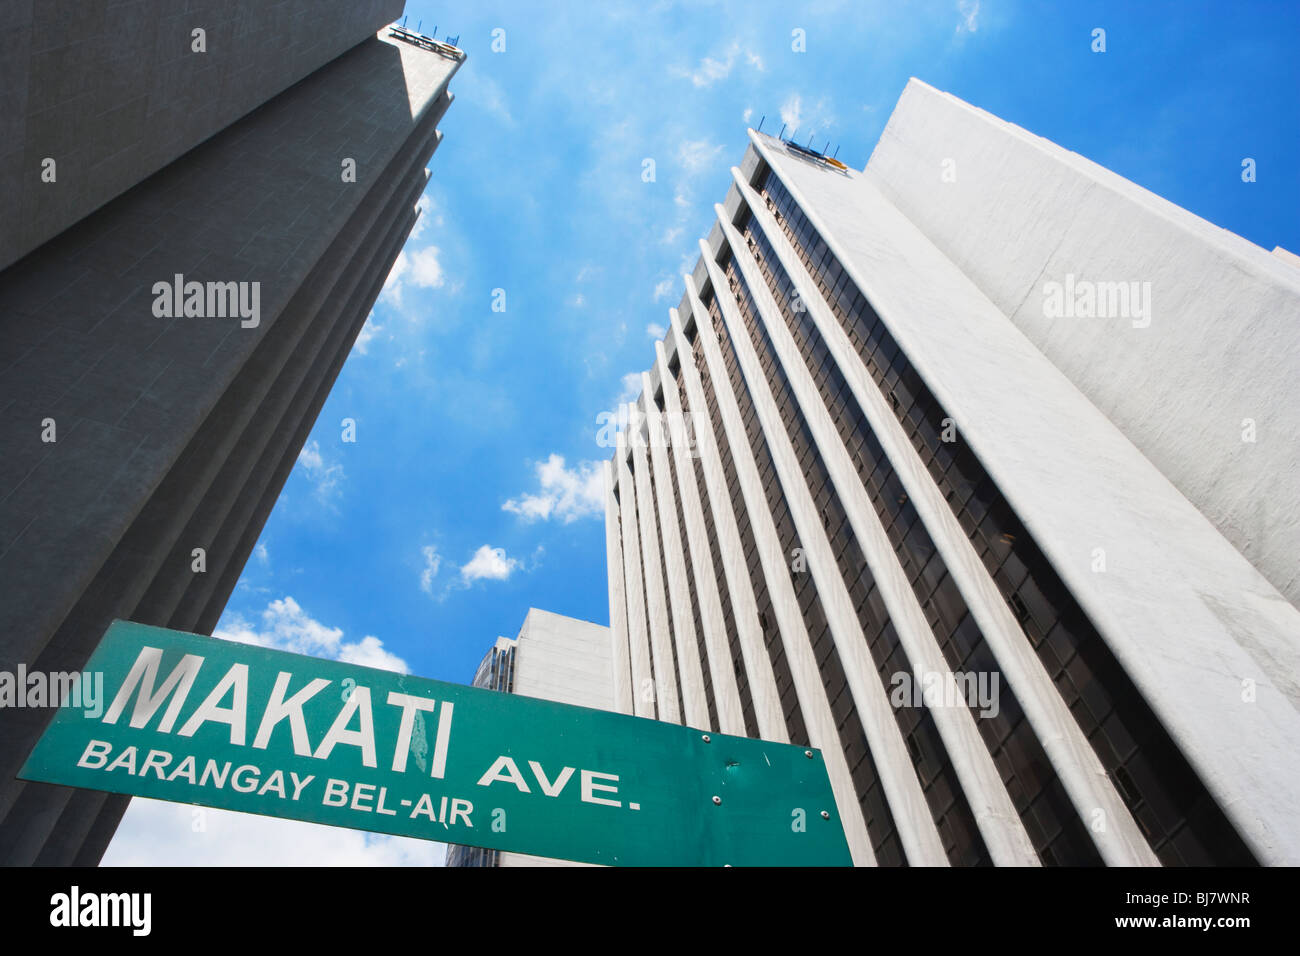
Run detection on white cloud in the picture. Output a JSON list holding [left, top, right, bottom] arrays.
[[422, 542, 532, 599], [646, 322, 666, 339], [214, 595, 409, 674], [779, 94, 835, 139], [408, 195, 442, 241], [678, 139, 725, 175], [407, 246, 445, 289], [743, 107, 753, 123], [502, 454, 605, 523], [463, 71, 514, 124], [355, 311, 383, 354], [957, 0, 980, 33], [296, 440, 345, 504], [781, 94, 803, 132], [419, 545, 441, 594], [617, 371, 643, 407], [380, 250, 410, 305], [676, 41, 764, 87], [254, 543, 269, 565], [337, 635, 408, 672], [661, 225, 684, 246], [653, 276, 675, 301], [104, 798, 443, 867], [378, 244, 445, 309], [460, 545, 521, 582]]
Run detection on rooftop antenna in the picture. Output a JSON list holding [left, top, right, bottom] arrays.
[[432, 25, 437, 38], [832, 144, 840, 159], [757, 114, 765, 133], [778, 122, 787, 140], [401, 15, 407, 27]]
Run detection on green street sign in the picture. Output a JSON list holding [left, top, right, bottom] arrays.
[[20, 620, 851, 866]]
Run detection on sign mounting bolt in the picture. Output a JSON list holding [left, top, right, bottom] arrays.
[[712, 795, 722, 806], [804, 750, 813, 758], [820, 810, 830, 820], [702, 734, 711, 743]]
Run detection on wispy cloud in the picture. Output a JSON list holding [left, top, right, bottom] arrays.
[[778, 93, 836, 139], [419, 545, 441, 595], [503, 454, 604, 523], [617, 371, 642, 407], [296, 441, 345, 505], [674, 41, 765, 88], [354, 311, 383, 354], [408, 195, 443, 242], [646, 321, 666, 339], [957, 0, 981, 34], [421, 541, 532, 600], [678, 139, 726, 175], [379, 245, 446, 309], [215, 595, 409, 673], [652, 276, 675, 301], [461, 70, 514, 124]]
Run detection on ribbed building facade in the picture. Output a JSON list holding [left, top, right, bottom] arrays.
[[0, 2, 461, 864], [603, 80, 1300, 867]]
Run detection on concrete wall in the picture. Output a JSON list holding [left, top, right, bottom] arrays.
[[0, 27, 460, 865], [607, 87, 1300, 865], [758, 123, 1300, 863], [866, 78, 1300, 609], [0, 0, 405, 270], [510, 609, 615, 713]]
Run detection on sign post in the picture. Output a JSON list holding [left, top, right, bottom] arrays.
[[21, 620, 852, 866]]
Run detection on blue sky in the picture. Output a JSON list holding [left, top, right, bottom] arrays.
[[104, 0, 1300, 864]]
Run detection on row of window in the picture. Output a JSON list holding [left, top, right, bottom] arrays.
[[675, 359, 762, 740], [690, 295, 810, 747], [756, 165, 1256, 865], [642, 461, 684, 719], [697, 269, 907, 865], [655, 412, 722, 732], [730, 216, 992, 866]]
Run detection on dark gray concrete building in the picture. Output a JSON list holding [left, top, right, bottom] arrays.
[[0, 1, 462, 864]]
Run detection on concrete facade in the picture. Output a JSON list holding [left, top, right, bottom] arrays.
[[866, 79, 1300, 609], [0, 12, 462, 864], [446, 609, 613, 867], [1, 0, 406, 270], [604, 84, 1300, 865]]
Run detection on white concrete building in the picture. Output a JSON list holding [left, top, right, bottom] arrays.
[[603, 79, 1300, 867], [445, 608, 612, 867]]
